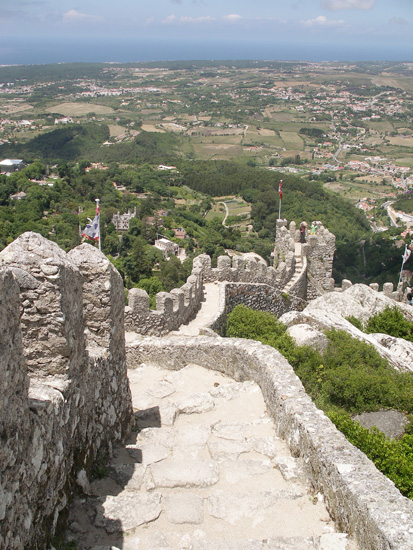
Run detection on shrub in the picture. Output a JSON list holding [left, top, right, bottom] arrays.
[[365, 306, 413, 342], [226, 304, 295, 357], [330, 412, 413, 499], [345, 315, 363, 331]]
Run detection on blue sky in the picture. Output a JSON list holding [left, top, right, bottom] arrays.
[[1, 0, 412, 63]]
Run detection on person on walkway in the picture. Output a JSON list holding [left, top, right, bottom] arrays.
[[407, 289, 413, 306], [299, 222, 306, 243], [310, 222, 317, 235]]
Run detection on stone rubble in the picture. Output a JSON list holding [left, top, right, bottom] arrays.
[[66, 363, 357, 550]]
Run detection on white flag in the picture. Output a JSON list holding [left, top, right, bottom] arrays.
[[402, 247, 411, 265], [82, 213, 100, 241]]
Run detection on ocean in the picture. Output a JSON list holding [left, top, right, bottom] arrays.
[[0, 36, 410, 66]]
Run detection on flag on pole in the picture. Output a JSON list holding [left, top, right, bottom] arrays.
[[82, 201, 100, 242], [402, 247, 411, 266], [278, 180, 283, 200]]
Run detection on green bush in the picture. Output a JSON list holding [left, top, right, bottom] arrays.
[[330, 412, 413, 499], [226, 304, 295, 357], [365, 306, 413, 342], [345, 315, 364, 331]]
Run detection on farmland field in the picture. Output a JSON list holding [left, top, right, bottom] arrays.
[[46, 102, 114, 116]]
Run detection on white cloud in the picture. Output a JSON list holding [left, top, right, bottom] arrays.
[[301, 15, 345, 27], [161, 14, 215, 24], [62, 10, 102, 23], [223, 14, 243, 22], [322, 0, 374, 10], [389, 17, 408, 26], [180, 15, 215, 23], [161, 14, 177, 24]]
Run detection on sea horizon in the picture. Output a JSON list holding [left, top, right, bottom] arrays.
[[1, 37, 411, 66]]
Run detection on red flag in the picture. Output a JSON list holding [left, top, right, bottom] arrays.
[[278, 180, 283, 200]]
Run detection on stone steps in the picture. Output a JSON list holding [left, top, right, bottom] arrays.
[[65, 364, 357, 550]]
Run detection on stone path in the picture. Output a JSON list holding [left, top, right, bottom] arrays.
[[283, 243, 303, 294], [66, 363, 357, 549], [174, 283, 221, 336]]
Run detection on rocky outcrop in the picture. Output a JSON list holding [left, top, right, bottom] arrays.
[[280, 284, 413, 372], [0, 233, 133, 549]]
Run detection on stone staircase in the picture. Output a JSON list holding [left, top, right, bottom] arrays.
[[66, 363, 356, 549]]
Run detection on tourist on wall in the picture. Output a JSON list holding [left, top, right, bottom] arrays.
[[299, 222, 307, 243]]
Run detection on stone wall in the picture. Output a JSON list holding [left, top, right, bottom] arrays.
[[124, 265, 204, 335], [0, 233, 133, 549], [208, 282, 305, 336], [193, 251, 295, 287], [126, 336, 413, 550], [305, 227, 336, 300]]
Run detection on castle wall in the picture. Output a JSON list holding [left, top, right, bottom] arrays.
[[126, 336, 413, 550], [305, 227, 336, 300], [124, 266, 204, 335], [0, 233, 133, 549]]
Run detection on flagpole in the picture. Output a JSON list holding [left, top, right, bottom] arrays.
[[398, 244, 407, 286], [278, 179, 282, 220], [96, 198, 101, 251]]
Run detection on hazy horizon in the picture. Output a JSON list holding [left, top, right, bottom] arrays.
[[0, 37, 411, 67], [1, 0, 411, 66]]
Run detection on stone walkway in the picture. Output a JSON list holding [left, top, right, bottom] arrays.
[[174, 283, 221, 336], [66, 363, 356, 549]]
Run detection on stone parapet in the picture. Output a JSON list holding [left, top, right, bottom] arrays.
[[124, 263, 204, 335], [194, 252, 292, 286], [0, 233, 132, 549], [127, 336, 413, 550]]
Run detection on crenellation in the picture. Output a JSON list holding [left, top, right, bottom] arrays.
[[0, 233, 133, 549], [124, 262, 204, 335], [170, 287, 185, 312], [0, 232, 85, 379], [128, 287, 150, 312], [382, 282, 394, 297]]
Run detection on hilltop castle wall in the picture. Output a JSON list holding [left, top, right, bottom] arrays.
[[0, 233, 132, 550], [124, 266, 204, 335], [124, 219, 407, 337]]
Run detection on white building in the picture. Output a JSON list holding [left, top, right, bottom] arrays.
[[154, 238, 179, 259]]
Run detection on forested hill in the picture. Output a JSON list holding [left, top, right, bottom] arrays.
[[0, 124, 109, 162], [0, 126, 180, 165], [179, 161, 370, 246]]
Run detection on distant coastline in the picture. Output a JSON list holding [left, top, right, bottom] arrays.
[[0, 36, 411, 66]]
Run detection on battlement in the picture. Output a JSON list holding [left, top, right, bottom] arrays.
[[124, 265, 204, 335], [193, 252, 295, 287], [340, 278, 405, 302], [0, 233, 133, 549]]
